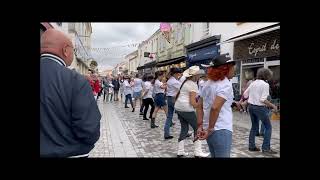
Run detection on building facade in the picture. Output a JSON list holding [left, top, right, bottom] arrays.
[[126, 50, 138, 75], [68, 23, 93, 75]]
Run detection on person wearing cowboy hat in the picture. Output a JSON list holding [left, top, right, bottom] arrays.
[[174, 65, 210, 158], [196, 53, 236, 158]]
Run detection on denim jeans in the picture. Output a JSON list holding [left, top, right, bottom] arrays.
[[206, 129, 232, 158], [248, 104, 272, 151], [259, 109, 272, 135], [125, 94, 133, 108], [176, 111, 197, 141], [164, 96, 175, 137]]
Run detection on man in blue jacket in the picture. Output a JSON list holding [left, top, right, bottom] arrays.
[[40, 29, 101, 158]]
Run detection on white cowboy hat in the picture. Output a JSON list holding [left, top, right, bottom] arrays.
[[183, 65, 202, 78]]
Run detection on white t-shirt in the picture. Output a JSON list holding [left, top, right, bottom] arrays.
[[244, 79, 269, 106], [133, 78, 143, 92], [153, 79, 165, 94], [142, 81, 153, 99], [174, 80, 199, 112], [166, 76, 181, 97], [124, 80, 133, 95], [200, 77, 234, 132], [198, 79, 207, 95], [179, 75, 186, 83]]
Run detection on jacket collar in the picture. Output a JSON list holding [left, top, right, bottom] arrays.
[[41, 53, 67, 67]]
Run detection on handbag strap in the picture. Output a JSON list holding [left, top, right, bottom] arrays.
[[175, 79, 188, 102]]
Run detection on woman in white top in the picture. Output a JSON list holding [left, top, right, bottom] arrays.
[[133, 74, 143, 112], [141, 75, 155, 121], [123, 76, 134, 111], [139, 75, 148, 115], [151, 71, 168, 128], [243, 68, 278, 155], [197, 54, 236, 158], [174, 66, 210, 158]]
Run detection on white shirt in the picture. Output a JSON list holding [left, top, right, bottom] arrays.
[[142, 81, 153, 99], [200, 77, 234, 131], [244, 79, 269, 106], [133, 78, 143, 92], [198, 79, 206, 95], [153, 79, 165, 94], [166, 76, 182, 97], [124, 80, 133, 95], [179, 75, 186, 83], [174, 80, 199, 112]]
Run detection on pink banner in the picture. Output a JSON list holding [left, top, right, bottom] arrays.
[[160, 23, 171, 32]]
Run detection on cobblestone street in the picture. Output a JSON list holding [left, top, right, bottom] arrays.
[[89, 99, 280, 158]]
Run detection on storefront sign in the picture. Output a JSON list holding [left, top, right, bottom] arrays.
[[234, 30, 280, 60], [187, 44, 219, 62]]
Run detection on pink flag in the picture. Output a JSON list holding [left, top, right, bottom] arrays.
[[160, 23, 171, 32]]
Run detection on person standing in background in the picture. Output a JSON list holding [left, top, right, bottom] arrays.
[[112, 76, 120, 101], [141, 75, 155, 121], [132, 74, 143, 112], [124, 75, 134, 111]]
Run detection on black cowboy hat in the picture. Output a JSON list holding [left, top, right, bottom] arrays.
[[170, 67, 183, 74], [201, 53, 236, 68]]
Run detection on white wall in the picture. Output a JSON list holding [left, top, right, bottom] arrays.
[[210, 23, 238, 59]]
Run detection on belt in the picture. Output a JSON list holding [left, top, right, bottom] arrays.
[[156, 93, 164, 95], [249, 104, 266, 107]]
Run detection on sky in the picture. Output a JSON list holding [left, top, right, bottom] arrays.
[[91, 23, 160, 71]]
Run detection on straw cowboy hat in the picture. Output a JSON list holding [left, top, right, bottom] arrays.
[[201, 53, 236, 68], [183, 65, 203, 78]]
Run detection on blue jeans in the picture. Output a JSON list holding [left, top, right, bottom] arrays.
[[125, 94, 133, 108], [164, 96, 175, 137], [259, 109, 272, 135], [248, 104, 272, 151], [206, 129, 232, 158]]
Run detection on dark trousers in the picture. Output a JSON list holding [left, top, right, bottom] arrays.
[[143, 98, 155, 118], [103, 90, 109, 102], [176, 111, 197, 142], [125, 94, 133, 108], [114, 90, 119, 101], [140, 100, 145, 113]]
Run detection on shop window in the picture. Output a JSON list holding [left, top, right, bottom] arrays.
[[242, 58, 264, 64]]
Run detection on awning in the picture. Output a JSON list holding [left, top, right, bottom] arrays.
[[137, 66, 145, 70], [137, 61, 156, 70], [186, 35, 220, 52], [156, 56, 186, 67], [219, 23, 280, 45]]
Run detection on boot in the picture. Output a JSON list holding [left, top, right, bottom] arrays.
[[194, 140, 210, 158], [177, 140, 188, 157], [151, 118, 158, 128]]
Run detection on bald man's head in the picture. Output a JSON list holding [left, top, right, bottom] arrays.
[[41, 29, 74, 66]]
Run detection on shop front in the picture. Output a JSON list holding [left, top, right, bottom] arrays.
[[137, 61, 157, 76], [233, 29, 280, 115], [155, 56, 187, 72], [186, 35, 220, 68]]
